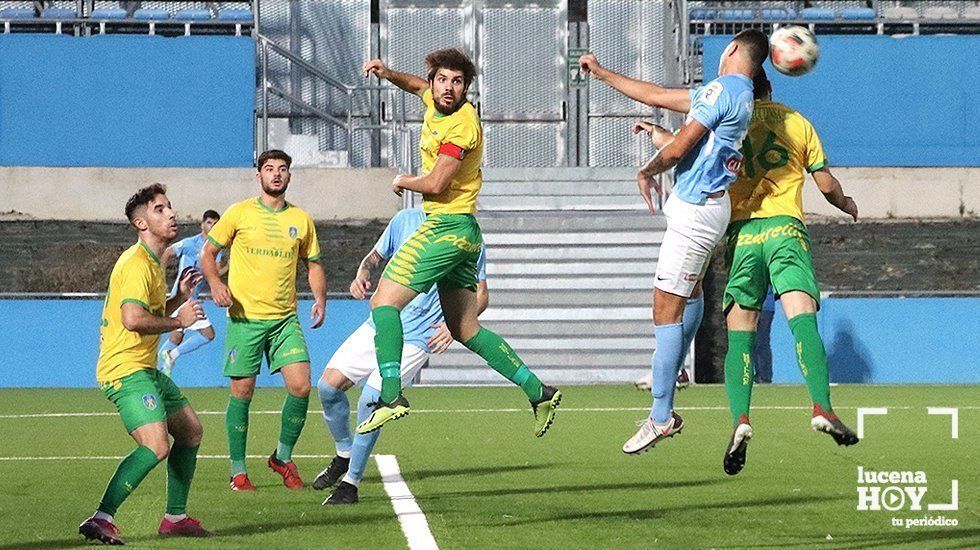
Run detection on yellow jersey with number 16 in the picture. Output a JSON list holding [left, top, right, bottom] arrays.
[[97, 241, 167, 383], [418, 88, 484, 215], [728, 100, 828, 223]]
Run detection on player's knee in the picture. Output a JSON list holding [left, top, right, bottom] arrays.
[[287, 379, 311, 399], [145, 438, 170, 461], [316, 377, 344, 403]]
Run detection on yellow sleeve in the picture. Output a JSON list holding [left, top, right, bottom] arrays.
[[804, 119, 828, 173], [442, 116, 481, 154], [117, 261, 153, 311], [207, 202, 241, 249], [301, 214, 322, 262], [421, 87, 434, 108]]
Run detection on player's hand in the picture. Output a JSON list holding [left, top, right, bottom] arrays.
[[427, 322, 453, 354], [310, 299, 326, 329], [177, 267, 203, 298], [392, 174, 412, 197], [176, 299, 205, 329], [349, 272, 372, 300], [636, 170, 662, 214], [633, 121, 655, 135], [841, 196, 858, 222], [578, 53, 604, 79], [363, 59, 390, 80], [211, 281, 233, 308]]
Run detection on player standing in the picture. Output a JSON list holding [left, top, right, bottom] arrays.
[[158, 209, 226, 375], [79, 184, 212, 544], [721, 71, 860, 475], [314, 207, 487, 504], [580, 30, 769, 454], [358, 49, 560, 436], [200, 150, 328, 491]]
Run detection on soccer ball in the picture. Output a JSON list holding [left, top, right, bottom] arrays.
[[769, 26, 820, 77]]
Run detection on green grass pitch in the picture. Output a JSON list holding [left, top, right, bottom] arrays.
[[0, 385, 977, 549]]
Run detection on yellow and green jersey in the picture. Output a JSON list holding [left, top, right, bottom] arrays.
[[418, 88, 484, 215], [728, 100, 828, 223], [97, 241, 167, 383], [207, 198, 321, 320]]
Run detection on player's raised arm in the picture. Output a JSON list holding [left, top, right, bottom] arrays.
[[580, 53, 692, 114], [812, 167, 858, 221], [635, 119, 710, 213], [363, 59, 428, 96]]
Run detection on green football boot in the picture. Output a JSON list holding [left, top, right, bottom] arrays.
[[531, 385, 562, 437], [356, 393, 410, 434]]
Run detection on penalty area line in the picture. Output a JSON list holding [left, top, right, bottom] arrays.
[[375, 454, 439, 550]]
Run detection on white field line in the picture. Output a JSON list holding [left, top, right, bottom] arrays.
[[2, 405, 979, 420], [375, 454, 439, 550]]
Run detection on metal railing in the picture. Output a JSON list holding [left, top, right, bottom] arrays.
[[255, 33, 414, 172]]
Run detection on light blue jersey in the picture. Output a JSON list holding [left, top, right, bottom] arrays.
[[673, 73, 755, 205], [169, 233, 220, 299], [366, 208, 487, 351]]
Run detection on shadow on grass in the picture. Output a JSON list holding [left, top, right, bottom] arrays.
[[399, 462, 559, 482], [424, 477, 727, 501]]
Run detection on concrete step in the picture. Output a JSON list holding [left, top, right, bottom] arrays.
[[478, 195, 647, 211], [488, 275, 653, 290], [481, 179, 638, 196], [486, 244, 657, 261], [485, 231, 666, 246], [477, 212, 666, 232], [484, 166, 637, 182], [478, 319, 652, 337], [480, 306, 649, 322], [440, 336, 654, 352], [419, 365, 646, 385], [487, 289, 649, 307], [429, 349, 650, 369], [487, 260, 657, 276]]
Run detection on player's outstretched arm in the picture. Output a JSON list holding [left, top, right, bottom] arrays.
[[122, 300, 203, 335], [812, 167, 858, 221], [363, 59, 428, 97], [635, 119, 709, 213], [200, 241, 232, 307], [580, 53, 691, 114], [306, 259, 328, 329], [633, 121, 676, 150], [350, 250, 384, 299], [391, 153, 462, 196]]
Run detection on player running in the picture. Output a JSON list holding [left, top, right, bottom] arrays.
[[158, 209, 226, 376], [313, 207, 487, 504], [79, 184, 212, 544], [581, 30, 769, 454], [200, 150, 328, 491], [721, 71, 860, 476], [357, 49, 560, 436]]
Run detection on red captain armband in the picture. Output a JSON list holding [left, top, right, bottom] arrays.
[[438, 142, 467, 160]]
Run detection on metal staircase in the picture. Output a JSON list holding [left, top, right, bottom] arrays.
[[422, 167, 675, 385]]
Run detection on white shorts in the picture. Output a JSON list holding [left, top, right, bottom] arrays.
[[169, 300, 212, 332], [325, 323, 429, 391], [654, 192, 731, 297]]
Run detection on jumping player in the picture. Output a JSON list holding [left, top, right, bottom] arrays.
[[79, 184, 212, 544], [358, 49, 560, 436]]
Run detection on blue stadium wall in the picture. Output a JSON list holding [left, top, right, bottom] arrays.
[[701, 35, 980, 167], [0, 297, 976, 387], [0, 35, 255, 167]]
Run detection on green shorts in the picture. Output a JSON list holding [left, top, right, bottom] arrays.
[[382, 213, 483, 293], [223, 314, 310, 378], [724, 215, 821, 312], [101, 369, 190, 433]]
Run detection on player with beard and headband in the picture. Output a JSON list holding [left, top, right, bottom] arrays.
[[357, 49, 562, 437], [200, 150, 328, 491]]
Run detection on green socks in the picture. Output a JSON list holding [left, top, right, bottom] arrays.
[[226, 396, 250, 476], [98, 445, 161, 516], [373, 305, 404, 403], [464, 328, 543, 401], [724, 331, 757, 428], [788, 313, 833, 413], [277, 393, 309, 462], [166, 444, 199, 515]]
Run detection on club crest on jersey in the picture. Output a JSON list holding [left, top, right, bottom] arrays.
[[142, 394, 158, 410], [228, 348, 237, 363], [289, 226, 298, 239]]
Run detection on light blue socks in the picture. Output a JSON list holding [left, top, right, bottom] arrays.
[[316, 378, 353, 456], [345, 386, 383, 485], [650, 323, 684, 423]]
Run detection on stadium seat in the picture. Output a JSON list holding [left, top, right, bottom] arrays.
[[719, 9, 754, 21], [840, 8, 875, 21], [218, 8, 253, 21], [688, 9, 716, 21], [174, 8, 211, 21], [41, 8, 76, 19], [90, 7, 126, 19], [882, 7, 918, 20], [761, 9, 796, 21], [923, 7, 958, 20], [800, 8, 835, 21], [133, 8, 170, 20], [0, 8, 35, 19]]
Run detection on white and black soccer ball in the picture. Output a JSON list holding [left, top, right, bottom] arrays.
[[770, 25, 820, 77]]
